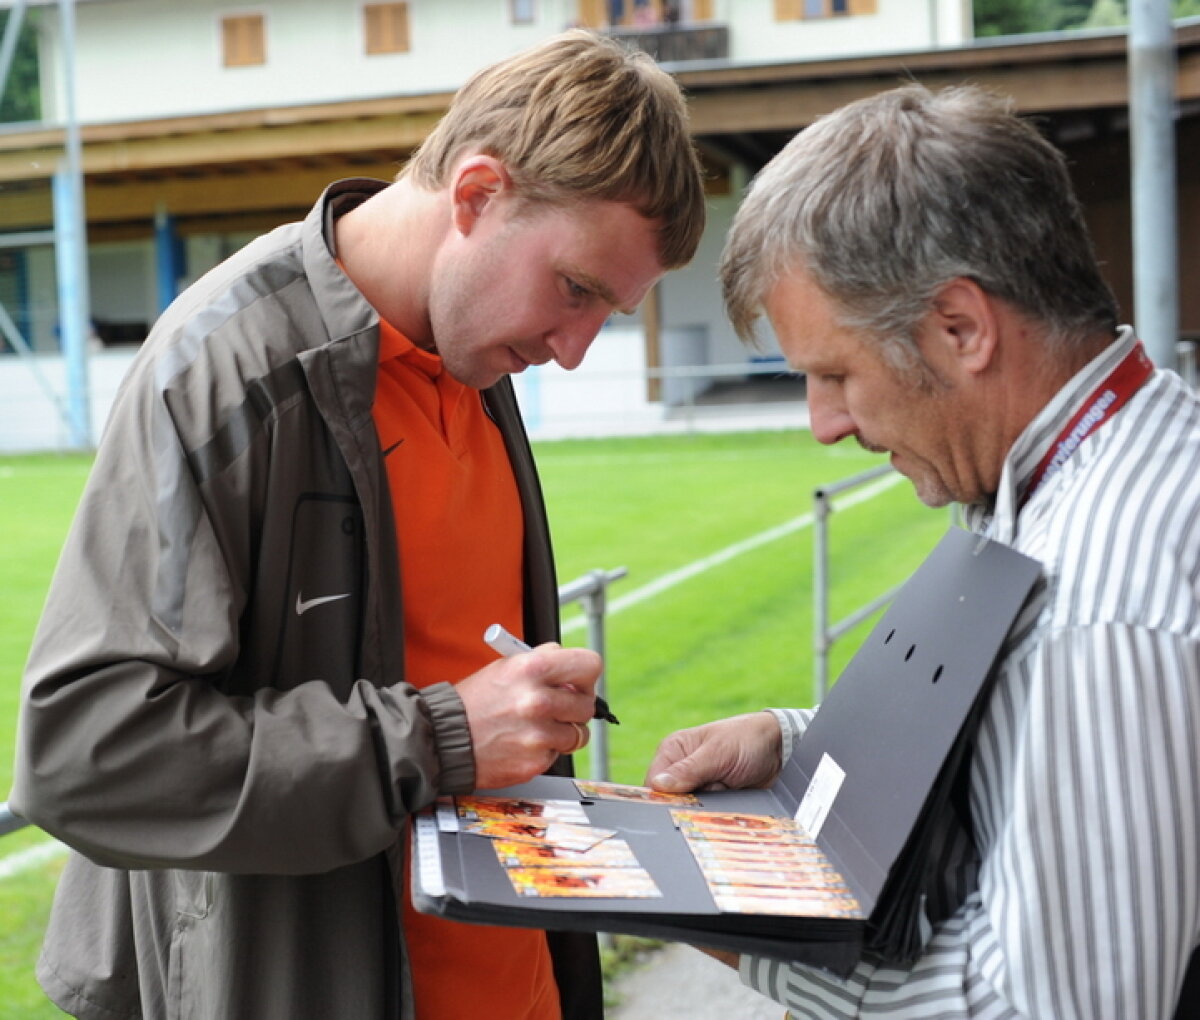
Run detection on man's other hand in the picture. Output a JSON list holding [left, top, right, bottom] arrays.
[[645, 712, 783, 794]]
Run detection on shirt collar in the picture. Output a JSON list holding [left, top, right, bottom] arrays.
[[963, 326, 1138, 539], [377, 319, 444, 380]]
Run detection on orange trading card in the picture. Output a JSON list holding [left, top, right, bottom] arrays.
[[506, 866, 662, 899], [671, 809, 812, 844], [686, 841, 830, 866], [695, 863, 850, 891], [492, 837, 640, 870], [455, 795, 588, 826], [574, 779, 701, 806], [460, 817, 615, 852]]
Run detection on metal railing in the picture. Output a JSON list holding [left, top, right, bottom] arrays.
[[558, 566, 627, 784], [0, 567, 629, 842], [0, 800, 23, 837], [812, 465, 905, 702]]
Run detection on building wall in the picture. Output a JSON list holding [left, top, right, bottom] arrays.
[[713, 0, 971, 63], [36, 0, 969, 124], [38, 0, 580, 123]]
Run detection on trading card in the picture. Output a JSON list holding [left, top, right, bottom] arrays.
[[671, 809, 811, 844], [711, 886, 862, 918], [506, 866, 662, 899], [455, 795, 588, 826], [492, 837, 641, 870], [695, 864, 850, 890], [684, 834, 827, 860], [574, 779, 701, 806], [459, 817, 615, 852]]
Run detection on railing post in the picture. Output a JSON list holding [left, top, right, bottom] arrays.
[[0, 801, 26, 837], [813, 487, 832, 704], [812, 465, 903, 705], [558, 566, 627, 784]]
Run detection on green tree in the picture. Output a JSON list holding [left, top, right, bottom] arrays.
[[974, 0, 1050, 36], [1083, 0, 1127, 26], [0, 9, 40, 124], [975, 0, 1199, 36]]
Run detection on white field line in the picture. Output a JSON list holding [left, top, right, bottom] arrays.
[[0, 836, 68, 879], [561, 470, 904, 635], [0, 471, 904, 879]]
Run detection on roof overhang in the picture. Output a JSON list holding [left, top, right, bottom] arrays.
[[0, 21, 1196, 232]]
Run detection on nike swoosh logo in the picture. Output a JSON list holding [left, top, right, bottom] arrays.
[[295, 592, 352, 616], [382, 439, 404, 457]]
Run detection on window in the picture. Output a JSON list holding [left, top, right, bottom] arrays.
[[774, 0, 872, 19], [511, 0, 536, 23], [577, 0, 712, 28], [221, 13, 266, 68], [364, 2, 410, 55]]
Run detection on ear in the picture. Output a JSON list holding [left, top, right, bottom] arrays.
[[923, 277, 999, 377], [450, 155, 513, 237]]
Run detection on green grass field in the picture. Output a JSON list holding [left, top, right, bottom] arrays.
[[0, 432, 945, 1016]]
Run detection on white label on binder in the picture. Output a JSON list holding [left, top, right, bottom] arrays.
[[794, 753, 845, 839], [414, 810, 446, 897], [436, 796, 459, 832]]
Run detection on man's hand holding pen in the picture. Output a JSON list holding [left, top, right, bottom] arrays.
[[484, 624, 619, 724], [455, 630, 607, 790]]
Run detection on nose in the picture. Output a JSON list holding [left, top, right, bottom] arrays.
[[807, 384, 857, 446], [546, 315, 607, 371]]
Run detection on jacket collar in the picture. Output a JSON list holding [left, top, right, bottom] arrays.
[[303, 177, 389, 347]]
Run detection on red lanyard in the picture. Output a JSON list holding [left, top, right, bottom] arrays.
[[1020, 341, 1154, 509]]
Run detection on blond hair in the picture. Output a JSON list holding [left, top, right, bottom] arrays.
[[405, 30, 705, 270]]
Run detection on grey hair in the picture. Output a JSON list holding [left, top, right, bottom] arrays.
[[720, 84, 1119, 368]]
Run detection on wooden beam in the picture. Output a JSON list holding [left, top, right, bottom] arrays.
[[688, 59, 1137, 136], [0, 160, 405, 230], [0, 111, 438, 182]]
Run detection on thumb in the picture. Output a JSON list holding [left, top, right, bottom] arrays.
[[648, 757, 706, 794]]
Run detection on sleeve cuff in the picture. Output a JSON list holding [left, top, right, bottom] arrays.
[[765, 707, 814, 768], [419, 681, 476, 794]]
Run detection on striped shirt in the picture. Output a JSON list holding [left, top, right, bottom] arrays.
[[747, 328, 1200, 1018]]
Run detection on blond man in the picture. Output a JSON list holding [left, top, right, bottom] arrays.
[[13, 30, 705, 1020]]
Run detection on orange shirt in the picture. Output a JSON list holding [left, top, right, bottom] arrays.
[[372, 321, 560, 1019]]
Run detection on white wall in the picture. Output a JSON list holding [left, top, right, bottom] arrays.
[[90, 241, 155, 329], [37, 0, 971, 125], [40, 0, 585, 124], [0, 347, 135, 452], [714, 0, 971, 62]]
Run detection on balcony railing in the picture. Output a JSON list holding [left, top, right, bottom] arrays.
[[605, 22, 729, 63]]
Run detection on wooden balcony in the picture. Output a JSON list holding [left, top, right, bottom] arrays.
[[605, 22, 729, 64]]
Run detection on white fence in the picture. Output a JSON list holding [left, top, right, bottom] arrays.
[[0, 328, 808, 453]]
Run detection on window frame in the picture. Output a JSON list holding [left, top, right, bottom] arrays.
[[219, 10, 267, 69], [362, 1, 411, 56]]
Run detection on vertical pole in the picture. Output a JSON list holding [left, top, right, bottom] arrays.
[[55, 0, 91, 448], [812, 488, 830, 704], [53, 168, 90, 448], [579, 571, 613, 955], [1128, 0, 1179, 369], [582, 571, 611, 784], [155, 206, 181, 313], [0, 0, 29, 103]]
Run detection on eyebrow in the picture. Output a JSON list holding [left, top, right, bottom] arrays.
[[563, 264, 637, 317]]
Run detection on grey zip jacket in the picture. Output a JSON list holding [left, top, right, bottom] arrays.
[[10, 179, 603, 1020]]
